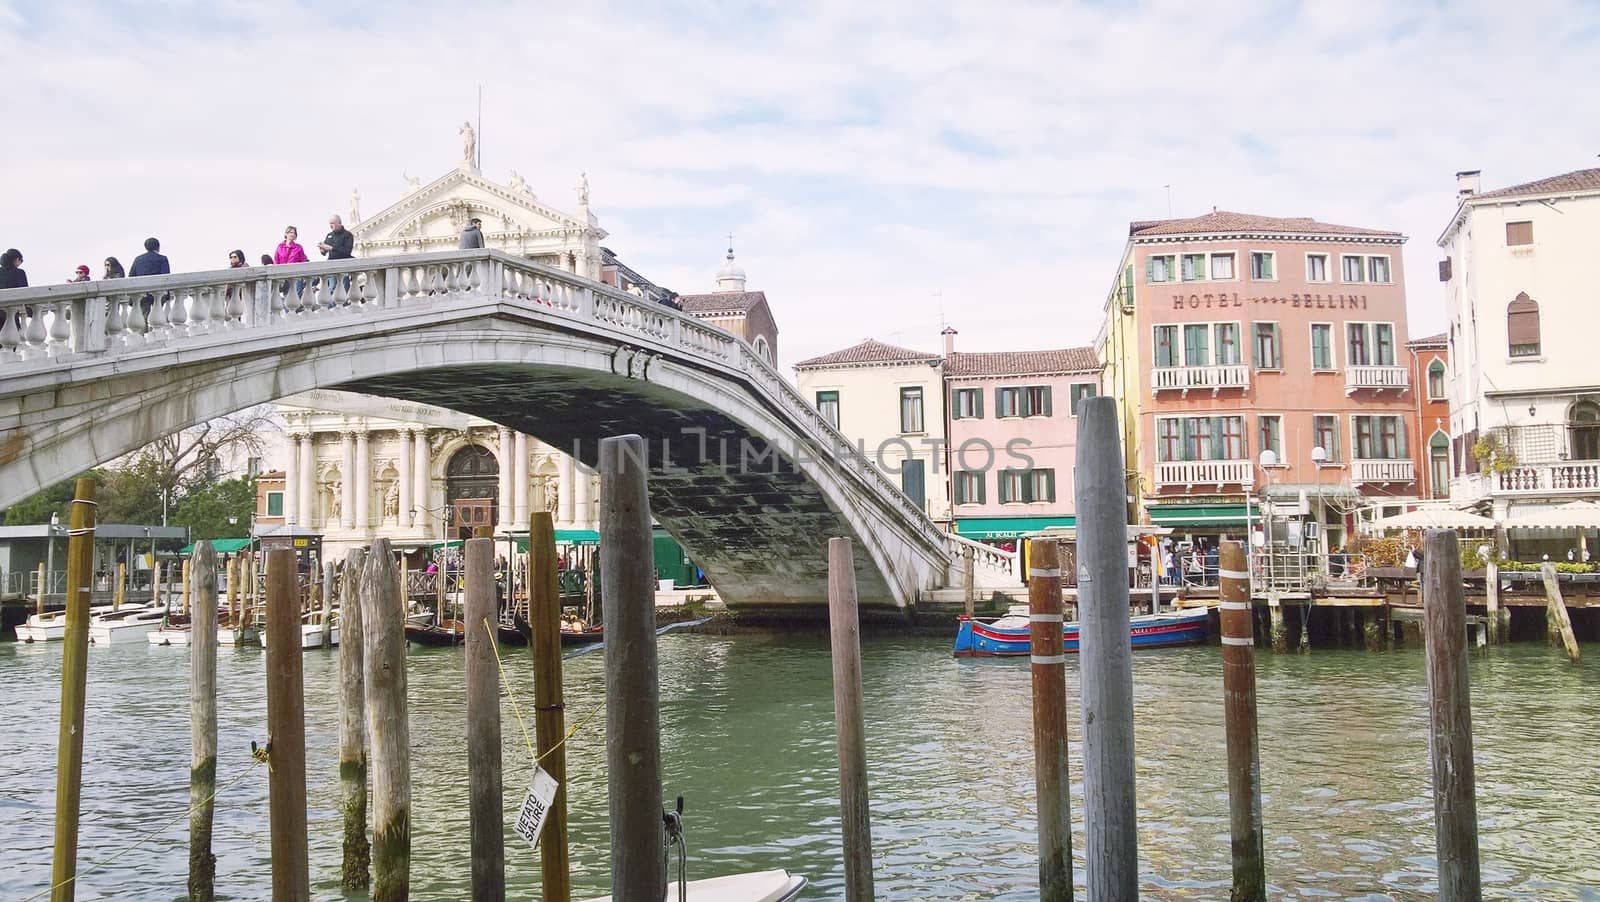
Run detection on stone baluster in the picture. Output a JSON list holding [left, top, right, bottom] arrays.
[[191, 286, 213, 334], [227, 283, 247, 323], [322, 276, 340, 312], [0, 305, 21, 357], [105, 295, 127, 345], [334, 272, 352, 308], [427, 265, 446, 296], [23, 304, 47, 350], [169, 288, 189, 333], [47, 301, 72, 352]]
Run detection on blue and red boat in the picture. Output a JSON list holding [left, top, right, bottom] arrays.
[[953, 605, 1211, 657]]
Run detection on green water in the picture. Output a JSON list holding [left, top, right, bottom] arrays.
[[1, 633, 1597, 900]]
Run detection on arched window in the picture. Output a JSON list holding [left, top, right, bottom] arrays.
[[752, 334, 772, 364], [1427, 359, 1446, 400], [1507, 292, 1540, 358], [1570, 401, 1600, 461], [1429, 431, 1450, 498]]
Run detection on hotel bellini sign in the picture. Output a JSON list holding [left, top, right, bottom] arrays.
[[1169, 291, 1369, 311]]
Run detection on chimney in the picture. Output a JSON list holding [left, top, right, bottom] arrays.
[[1455, 169, 1481, 198], [941, 325, 957, 356]]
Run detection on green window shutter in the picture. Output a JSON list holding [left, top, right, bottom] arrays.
[[1041, 386, 1053, 416], [1145, 258, 1155, 282], [1179, 418, 1193, 460], [998, 471, 1012, 504], [974, 390, 983, 418], [1043, 470, 1056, 502], [977, 475, 987, 504], [954, 475, 965, 505], [1210, 416, 1225, 460], [1196, 255, 1206, 279]]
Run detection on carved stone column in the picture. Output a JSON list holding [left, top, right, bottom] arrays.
[[496, 426, 514, 530], [512, 432, 530, 526], [340, 431, 356, 529], [557, 455, 575, 527], [285, 432, 302, 526], [397, 429, 413, 529], [354, 428, 371, 530], [298, 433, 315, 527], [574, 462, 593, 528], [413, 429, 431, 530]]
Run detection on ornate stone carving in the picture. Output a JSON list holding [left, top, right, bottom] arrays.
[[402, 170, 422, 193], [349, 188, 361, 225], [328, 481, 342, 520], [576, 172, 589, 206], [460, 121, 476, 165], [383, 481, 400, 520]]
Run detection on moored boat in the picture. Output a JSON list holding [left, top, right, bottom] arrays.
[[217, 623, 261, 647], [406, 618, 466, 646], [579, 868, 805, 902], [148, 625, 192, 646], [16, 604, 115, 642], [260, 612, 339, 650], [953, 605, 1210, 657], [88, 606, 170, 646]]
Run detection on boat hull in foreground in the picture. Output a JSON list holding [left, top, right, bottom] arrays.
[[580, 869, 805, 902], [954, 608, 1211, 657]]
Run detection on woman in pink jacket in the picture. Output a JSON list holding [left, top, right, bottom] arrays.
[[274, 226, 309, 264]]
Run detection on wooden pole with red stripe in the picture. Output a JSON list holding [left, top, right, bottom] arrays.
[[1028, 537, 1073, 902], [1220, 541, 1265, 901]]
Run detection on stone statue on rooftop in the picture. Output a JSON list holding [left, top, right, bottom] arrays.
[[507, 170, 530, 194], [576, 171, 589, 206], [349, 188, 361, 225], [460, 121, 477, 166]]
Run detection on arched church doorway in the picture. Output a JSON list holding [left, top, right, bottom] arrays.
[[446, 444, 499, 539]]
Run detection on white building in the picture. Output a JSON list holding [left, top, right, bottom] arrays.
[[794, 339, 949, 521], [1439, 166, 1600, 527]]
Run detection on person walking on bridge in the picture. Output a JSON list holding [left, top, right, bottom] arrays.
[[103, 257, 125, 279], [0, 248, 28, 289], [459, 217, 484, 249], [318, 215, 353, 260], [68, 264, 91, 283], [130, 238, 170, 318], [275, 226, 309, 264]]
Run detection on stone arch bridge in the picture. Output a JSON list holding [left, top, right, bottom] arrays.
[[0, 250, 1016, 613]]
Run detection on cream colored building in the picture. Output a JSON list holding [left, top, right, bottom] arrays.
[[1439, 166, 1600, 524], [794, 339, 949, 521]]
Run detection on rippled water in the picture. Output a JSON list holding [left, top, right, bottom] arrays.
[[1, 633, 1598, 900]]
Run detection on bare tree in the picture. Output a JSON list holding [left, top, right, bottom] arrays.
[[136, 406, 281, 525]]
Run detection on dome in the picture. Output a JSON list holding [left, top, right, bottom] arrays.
[[715, 244, 746, 291]]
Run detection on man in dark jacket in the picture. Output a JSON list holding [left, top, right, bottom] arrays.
[[0, 248, 27, 289], [318, 216, 354, 260], [459, 217, 484, 249], [130, 238, 170, 318]]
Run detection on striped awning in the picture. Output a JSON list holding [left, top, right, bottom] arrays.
[[1502, 501, 1600, 529]]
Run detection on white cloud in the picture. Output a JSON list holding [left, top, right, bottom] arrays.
[[4, 0, 1598, 370]]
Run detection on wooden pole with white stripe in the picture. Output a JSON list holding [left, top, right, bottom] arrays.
[[827, 537, 875, 902], [1220, 541, 1266, 901], [1028, 537, 1073, 902]]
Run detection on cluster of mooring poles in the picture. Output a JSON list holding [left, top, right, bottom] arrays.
[[1019, 398, 1490, 901]]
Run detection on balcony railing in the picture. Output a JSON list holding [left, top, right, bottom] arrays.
[[1151, 364, 1250, 395], [1352, 459, 1416, 483], [1155, 459, 1254, 488], [1497, 461, 1600, 496], [1345, 365, 1409, 394]]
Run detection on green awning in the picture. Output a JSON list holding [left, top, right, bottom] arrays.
[[1147, 504, 1251, 526], [510, 530, 601, 551], [180, 537, 254, 555], [955, 516, 1076, 539]]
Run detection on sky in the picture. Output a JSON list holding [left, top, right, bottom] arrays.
[[4, 0, 1600, 371]]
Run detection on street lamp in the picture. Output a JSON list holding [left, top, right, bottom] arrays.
[[1310, 446, 1329, 576], [46, 511, 60, 596]]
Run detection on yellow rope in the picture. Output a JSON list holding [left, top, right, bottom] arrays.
[[22, 754, 266, 902], [480, 617, 603, 775]]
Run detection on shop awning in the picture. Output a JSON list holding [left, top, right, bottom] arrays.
[[1503, 500, 1600, 529], [1147, 504, 1251, 526], [1370, 508, 1497, 531], [180, 537, 254, 555], [954, 516, 1076, 539]]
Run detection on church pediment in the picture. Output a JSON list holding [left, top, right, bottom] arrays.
[[353, 167, 606, 252]]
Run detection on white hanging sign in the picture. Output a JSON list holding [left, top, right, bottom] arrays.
[[513, 767, 559, 849]]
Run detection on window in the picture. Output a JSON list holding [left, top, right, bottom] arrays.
[[1508, 292, 1541, 357], [1570, 401, 1600, 460], [998, 469, 1026, 503], [1368, 256, 1391, 283], [1154, 325, 1179, 367], [1210, 253, 1235, 280], [1347, 322, 1368, 366], [1347, 323, 1396, 366], [1429, 432, 1450, 499], [1183, 324, 1211, 365], [1354, 415, 1407, 459], [953, 471, 985, 505], [1147, 255, 1176, 282], [1253, 322, 1281, 368], [996, 386, 1052, 417], [266, 491, 284, 517], [1258, 415, 1283, 459], [1375, 324, 1394, 365], [951, 388, 982, 420], [996, 386, 1021, 417], [1506, 220, 1533, 246], [1310, 323, 1334, 370], [899, 387, 924, 433], [1215, 322, 1241, 365], [1427, 360, 1446, 399], [1155, 415, 1247, 461], [1181, 253, 1207, 281], [815, 390, 840, 429], [1029, 469, 1057, 503], [1341, 255, 1366, 283], [1250, 251, 1275, 280], [1069, 383, 1097, 416], [1306, 254, 1329, 282], [1314, 415, 1340, 461]]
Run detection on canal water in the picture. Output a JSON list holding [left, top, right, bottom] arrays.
[[1, 633, 1597, 900]]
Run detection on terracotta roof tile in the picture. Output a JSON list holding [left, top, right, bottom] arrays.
[[676, 290, 766, 315], [794, 338, 940, 369], [1407, 332, 1447, 348], [1130, 210, 1400, 238], [1470, 168, 1600, 201], [945, 347, 1100, 377]]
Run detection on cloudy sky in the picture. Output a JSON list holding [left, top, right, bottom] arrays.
[[4, 0, 1598, 369]]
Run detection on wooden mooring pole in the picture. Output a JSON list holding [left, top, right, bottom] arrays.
[[188, 542, 219, 901], [35, 561, 45, 618], [599, 434, 666, 899], [1075, 397, 1140, 899], [464, 537, 506, 901], [49, 478, 95, 902], [1028, 537, 1073, 902], [362, 539, 411, 902], [264, 547, 310, 902], [531, 510, 572, 902], [225, 555, 239, 626], [114, 561, 125, 611], [1482, 552, 1501, 644], [1219, 541, 1265, 901], [181, 558, 191, 617], [1421, 529, 1482, 901], [1539, 562, 1580, 664], [827, 537, 877, 902], [321, 559, 335, 649], [339, 548, 370, 892]]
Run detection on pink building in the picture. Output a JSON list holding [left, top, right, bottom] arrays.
[[943, 330, 1101, 545], [1102, 210, 1418, 551]]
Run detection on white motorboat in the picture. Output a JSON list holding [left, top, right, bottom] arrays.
[[580, 870, 805, 902], [16, 604, 117, 642], [88, 606, 169, 646], [147, 625, 192, 646], [260, 612, 339, 650], [218, 623, 261, 647]]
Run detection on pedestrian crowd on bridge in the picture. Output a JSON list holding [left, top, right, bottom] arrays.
[[0, 215, 357, 292]]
